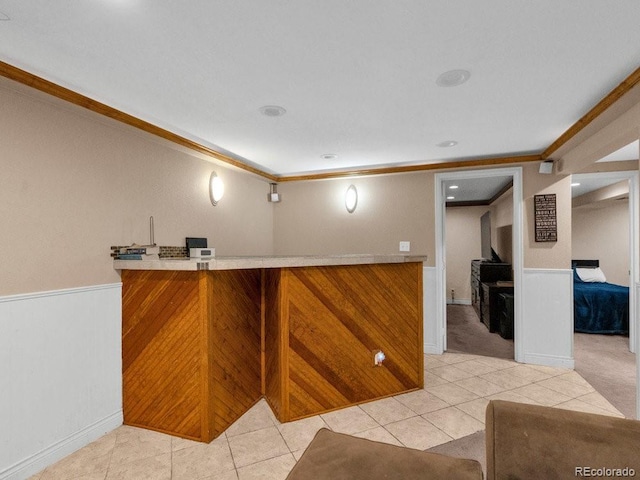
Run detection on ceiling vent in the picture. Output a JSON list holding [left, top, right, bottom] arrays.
[[259, 105, 286, 117], [436, 69, 471, 87]]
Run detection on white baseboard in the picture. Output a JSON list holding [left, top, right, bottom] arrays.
[[423, 343, 441, 355], [447, 299, 471, 305], [523, 353, 574, 370], [1, 411, 122, 480]]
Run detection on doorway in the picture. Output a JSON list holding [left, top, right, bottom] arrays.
[[571, 169, 639, 418], [571, 170, 638, 353], [434, 167, 524, 362]]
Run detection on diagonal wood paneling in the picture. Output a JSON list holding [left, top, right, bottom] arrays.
[[122, 263, 423, 436], [209, 269, 262, 437], [121, 269, 262, 442], [263, 268, 288, 419], [122, 270, 204, 440], [277, 262, 424, 421]]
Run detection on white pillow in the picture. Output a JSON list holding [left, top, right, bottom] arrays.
[[576, 267, 607, 283]]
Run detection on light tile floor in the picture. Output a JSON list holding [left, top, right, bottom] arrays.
[[30, 353, 623, 480]]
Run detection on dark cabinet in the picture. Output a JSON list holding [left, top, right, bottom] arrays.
[[481, 282, 514, 332], [499, 293, 515, 339], [470, 260, 512, 323]]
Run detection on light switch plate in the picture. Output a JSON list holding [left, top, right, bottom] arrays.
[[399, 241, 410, 252]]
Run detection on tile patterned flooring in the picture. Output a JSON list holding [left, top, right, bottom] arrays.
[[30, 353, 623, 480]]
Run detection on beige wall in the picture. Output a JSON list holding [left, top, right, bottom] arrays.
[[523, 163, 573, 269], [445, 206, 488, 302], [490, 188, 514, 264], [445, 189, 515, 303], [2, 76, 584, 297], [273, 163, 574, 270], [1, 79, 274, 296], [273, 172, 435, 263], [572, 201, 630, 286]]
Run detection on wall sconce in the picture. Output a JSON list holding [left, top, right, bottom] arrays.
[[209, 172, 225, 206], [345, 184, 358, 213]]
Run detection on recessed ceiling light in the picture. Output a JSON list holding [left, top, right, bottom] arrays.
[[321, 154, 337, 160], [436, 69, 471, 87], [0, 10, 10, 21], [571, 183, 581, 187], [447, 196, 455, 200], [449, 185, 459, 189], [259, 105, 286, 117], [437, 140, 458, 148]]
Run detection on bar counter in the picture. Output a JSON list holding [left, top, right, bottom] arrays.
[[114, 253, 427, 271], [116, 254, 426, 442]]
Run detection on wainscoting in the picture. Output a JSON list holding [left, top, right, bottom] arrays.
[[0, 284, 123, 480], [521, 268, 574, 368], [423, 266, 440, 354], [637, 282, 640, 417]]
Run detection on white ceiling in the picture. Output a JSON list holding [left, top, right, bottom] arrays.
[[444, 176, 512, 203], [1, 1, 640, 176], [444, 138, 638, 203], [597, 140, 639, 163], [571, 171, 634, 199], [571, 140, 638, 199]]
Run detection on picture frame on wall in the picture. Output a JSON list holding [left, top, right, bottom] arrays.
[[534, 194, 557, 242]]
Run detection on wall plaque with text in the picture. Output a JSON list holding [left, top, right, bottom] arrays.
[[534, 194, 557, 242]]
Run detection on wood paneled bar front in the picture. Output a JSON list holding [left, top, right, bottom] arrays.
[[116, 255, 426, 442]]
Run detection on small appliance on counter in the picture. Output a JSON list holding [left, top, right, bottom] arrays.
[[190, 247, 215, 258], [186, 237, 214, 258]]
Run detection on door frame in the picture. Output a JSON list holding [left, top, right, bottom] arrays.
[[435, 166, 524, 361], [571, 170, 639, 353]]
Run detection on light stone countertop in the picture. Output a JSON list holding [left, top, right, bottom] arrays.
[[113, 254, 428, 271]]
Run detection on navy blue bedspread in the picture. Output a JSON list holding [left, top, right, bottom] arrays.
[[574, 281, 629, 334]]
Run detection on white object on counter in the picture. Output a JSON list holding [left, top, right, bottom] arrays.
[[190, 247, 215, 258]]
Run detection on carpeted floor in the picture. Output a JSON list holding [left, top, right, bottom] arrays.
[[575, 332, 636, 419], [430, 304, 637, 473], [445, 304, 636, 418], [446, 304, 514, 359]]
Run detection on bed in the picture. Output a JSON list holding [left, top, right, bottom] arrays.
[[572, 259, 629, 335]]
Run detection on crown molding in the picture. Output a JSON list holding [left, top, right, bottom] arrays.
[[2, 60, 638, 183], [543, 66, 640, 159], [276, 155, 541, 182], [0, 61, 278, 181]]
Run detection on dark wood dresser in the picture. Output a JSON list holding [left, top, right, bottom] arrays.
[[470, 260, 512, 325], [481, 281, 514, 332]]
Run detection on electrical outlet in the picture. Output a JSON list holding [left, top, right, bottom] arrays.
[[372, 349, 386, 366], [399, 241, 410, 252]]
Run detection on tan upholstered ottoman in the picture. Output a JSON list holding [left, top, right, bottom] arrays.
[[286, 428, 483, 480]]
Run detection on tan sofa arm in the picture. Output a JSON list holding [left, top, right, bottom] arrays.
[[486, 400, 640, 480]]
